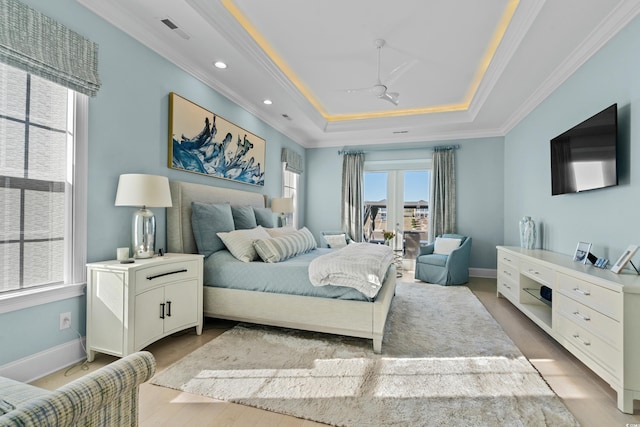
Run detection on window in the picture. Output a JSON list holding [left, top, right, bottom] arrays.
[[282, 163, 299, 228], [0, 63, 86, 307]]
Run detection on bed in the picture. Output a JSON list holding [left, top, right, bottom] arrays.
[[166, 180, 396, 352]]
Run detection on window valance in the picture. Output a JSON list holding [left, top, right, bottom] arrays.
[[0, 0, 101, 96], [281, 148, 303, 174]]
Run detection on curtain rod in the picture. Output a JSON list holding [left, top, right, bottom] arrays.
[[338, 144, 460, 155]]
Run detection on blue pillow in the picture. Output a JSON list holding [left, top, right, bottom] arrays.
[[253, 207, 275, 228], [232, 205, 258, 230], [191, 202, 235, 257]]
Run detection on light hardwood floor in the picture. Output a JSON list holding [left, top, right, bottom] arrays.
[[33, 277, 640, 426]]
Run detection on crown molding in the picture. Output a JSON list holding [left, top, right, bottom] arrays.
[[501, 0, 640, 134]]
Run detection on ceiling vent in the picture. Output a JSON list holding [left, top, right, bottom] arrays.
[[160, 17, 191, 40]]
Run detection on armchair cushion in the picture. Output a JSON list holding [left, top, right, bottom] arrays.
[[433, 237, 462, 255], [0, 351, 156, 427], [418, 253, 448, 267]]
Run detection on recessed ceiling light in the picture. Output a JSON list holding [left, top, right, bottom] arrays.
[[214, 61, 227, 69], [263, 99, 273, 105]]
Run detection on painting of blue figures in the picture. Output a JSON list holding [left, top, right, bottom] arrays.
[[168, 93, 265, 186]]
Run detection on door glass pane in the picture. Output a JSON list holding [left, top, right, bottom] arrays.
[[364, 172, 387, 242], [403, 170, 429, 259]]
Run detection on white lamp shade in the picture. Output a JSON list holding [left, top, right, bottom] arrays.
[[271, 197, 293, 213], [115, 174, 173, 207]]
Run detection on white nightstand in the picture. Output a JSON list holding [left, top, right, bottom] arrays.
[[86, 253, 203, 361]]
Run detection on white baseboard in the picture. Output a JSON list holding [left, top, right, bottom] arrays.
[[470, 268, 497, 279], [0, 337, 86, 383]]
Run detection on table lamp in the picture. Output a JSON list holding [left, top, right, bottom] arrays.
[[115, 174, 172, 258], [271, 197, 294, 227]]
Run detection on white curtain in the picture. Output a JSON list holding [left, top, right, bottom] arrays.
[[341, 153, 364, 242], [428, 148, 456, 240]]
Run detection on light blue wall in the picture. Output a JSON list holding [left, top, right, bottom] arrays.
[[0, 0, 305, 366], [504, 14, 640, 264], [305, 137, 505, 270]]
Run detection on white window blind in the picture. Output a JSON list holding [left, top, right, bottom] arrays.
[[0, 62, 86, 301]]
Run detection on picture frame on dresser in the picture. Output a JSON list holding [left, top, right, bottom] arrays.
[[610, 244, 638, 274], [573, 241, 591, 264]]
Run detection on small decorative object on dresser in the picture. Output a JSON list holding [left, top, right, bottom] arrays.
[[611, 244, 639, 274], [518, 216, 536, 248], [572, 241, 591, 264]]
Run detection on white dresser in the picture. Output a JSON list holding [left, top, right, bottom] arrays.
[[497, 246, 640, 413], [86, 253, 203, 361]]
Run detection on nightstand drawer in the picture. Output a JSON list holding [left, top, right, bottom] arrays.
[[556, 272, 621, 321], [556, 292, 621, 350], [135, 260, 199, 293], [520, 260, 553, 286]]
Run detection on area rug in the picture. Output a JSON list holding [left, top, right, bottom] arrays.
[[151, 282, 579, 426]]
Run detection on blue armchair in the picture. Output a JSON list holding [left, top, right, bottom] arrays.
[[414, 234, 472, 285]]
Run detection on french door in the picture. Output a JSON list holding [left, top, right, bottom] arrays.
[[364, 160, 430, 262]]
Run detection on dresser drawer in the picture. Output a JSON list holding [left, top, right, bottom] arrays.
[[497, 261, 518, 300], [556, 293, 621, 350], [556, 314, 620, 380], [497, 250, 519, 270], [520, 260, 553, 286], [135, 260, 199, 293], [556, 272, 621, 321]]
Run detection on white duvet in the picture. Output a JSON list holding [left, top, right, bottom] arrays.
[[308, 242, 394, 298]]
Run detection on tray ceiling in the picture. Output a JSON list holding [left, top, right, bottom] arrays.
[[77, 0, 640, 148]]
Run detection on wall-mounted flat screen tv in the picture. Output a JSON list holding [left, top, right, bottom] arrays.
[[550, 103, 618, 196]]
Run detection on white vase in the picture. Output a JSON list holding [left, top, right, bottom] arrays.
[[519, 216, 536, 249]]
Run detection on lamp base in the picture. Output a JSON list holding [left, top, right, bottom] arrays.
[[132, 208, 155, 258]]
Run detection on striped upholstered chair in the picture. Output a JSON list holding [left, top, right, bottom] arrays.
[[0, 351, 155, 427]]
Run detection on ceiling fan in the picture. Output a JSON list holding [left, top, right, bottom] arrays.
[[347, 39, 415, 106]]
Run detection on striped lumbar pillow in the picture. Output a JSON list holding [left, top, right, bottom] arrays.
[[254, 227, 317, 263]]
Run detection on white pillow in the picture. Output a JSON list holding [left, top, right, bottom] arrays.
[[324, 234, 347, 249], [433, 237, 462, 255], [217, 226, 271, 262], [265, 226, 297, 238]]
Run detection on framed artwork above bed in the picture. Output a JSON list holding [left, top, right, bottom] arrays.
[[168, 92, 266, 186]]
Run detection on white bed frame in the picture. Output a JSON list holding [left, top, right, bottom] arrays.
[[166, 180, 396, 353]]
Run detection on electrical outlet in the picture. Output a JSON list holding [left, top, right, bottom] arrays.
[[59, 312, 71, 330]]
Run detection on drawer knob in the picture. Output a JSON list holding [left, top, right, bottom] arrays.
[[572, 287, 591, 296], [503, 257, 511, 262], [528, 269, 539, 275], [572, 311, 591, 322], [572, 333, 591, 346], [502, 282, 511, 290], [503, 270, 511, 276]]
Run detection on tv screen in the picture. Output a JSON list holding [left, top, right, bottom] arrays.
[[550, 103, 618, 196]]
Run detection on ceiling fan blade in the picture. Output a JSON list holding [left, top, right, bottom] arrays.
[[385, 58, 418, 86], [379, 92, 400, 106], [346, 86, 373, 94]]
